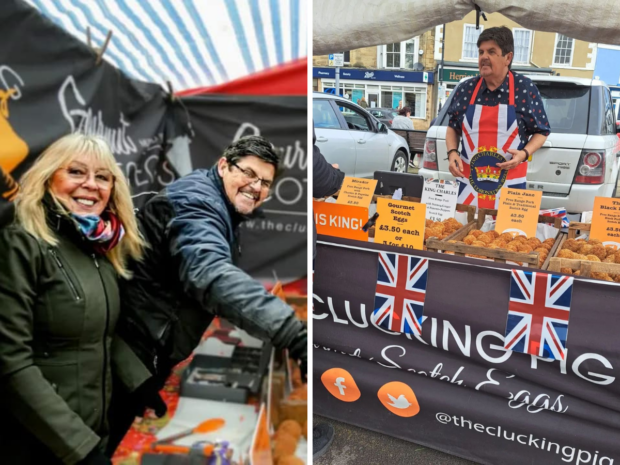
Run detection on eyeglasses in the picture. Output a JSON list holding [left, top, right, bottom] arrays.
[[229, 161, 273, 190], [60, 165, 115, 190]]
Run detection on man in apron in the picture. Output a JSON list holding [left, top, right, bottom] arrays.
[[446, 26, 550, 209]]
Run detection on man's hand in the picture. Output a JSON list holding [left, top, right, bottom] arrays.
[[497, 149, 527, 170], [79, 447, 112, 465], [132, 378, 167, 418], [332, 163, 339, 169], [448, 152, 465, 178], [287, 327, 307, 383]]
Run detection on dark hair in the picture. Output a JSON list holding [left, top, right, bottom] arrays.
[[398, 106, 411, 116], [477, 26, 514, 68], [223, 135, 280, 168]]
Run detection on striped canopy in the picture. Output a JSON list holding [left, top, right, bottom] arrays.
[[25, 0, 307, 91]]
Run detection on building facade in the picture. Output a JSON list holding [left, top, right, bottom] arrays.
[[313, 30, 438, 129], [436, 11, 596, 110], [313, 12, 597, 127]]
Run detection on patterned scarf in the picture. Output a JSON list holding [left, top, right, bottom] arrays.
[[71, 211, 125, 254]]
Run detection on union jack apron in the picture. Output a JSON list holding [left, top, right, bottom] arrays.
[[456, 72, 527, 209]]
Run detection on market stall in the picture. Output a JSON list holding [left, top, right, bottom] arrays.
[[116, 286, 308, 465], [313, 174, 620, 464]]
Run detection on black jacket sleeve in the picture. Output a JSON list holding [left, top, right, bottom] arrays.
[[312, 128, 344, 199], [167, 195, 302, 350]]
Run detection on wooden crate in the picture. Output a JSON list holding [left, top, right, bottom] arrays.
[[567, 222, 591, 239], [427, 209, 563, 268], [367, 195, 476, 239], [549, 222, 620, 280], [278, 398, 307, 429], [548, 257, 620, 279]]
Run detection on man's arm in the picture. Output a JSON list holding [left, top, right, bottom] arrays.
[[498, 79, 550, 170], [168, 196, 304, 351], [313, 129, 344, 198], [498, 133, 548, 170], [446, 126, 465, 178]]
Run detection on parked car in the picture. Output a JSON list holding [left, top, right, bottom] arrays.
[[313, 92, 410, 177], [419, 76, 620, 213], [368, 107, 400, 127]]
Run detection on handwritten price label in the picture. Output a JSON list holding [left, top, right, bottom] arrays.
[[336, 177, 377, 209], [591, 197, 620, 247], [375, 198, 425, 250], [495, 188, 542, 237]]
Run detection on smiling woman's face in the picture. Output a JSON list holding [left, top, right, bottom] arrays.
[[49, 152, 114, 216]]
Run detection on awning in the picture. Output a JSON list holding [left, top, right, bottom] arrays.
[[26, 0, 307, 91], [314, 0, 620, 55]]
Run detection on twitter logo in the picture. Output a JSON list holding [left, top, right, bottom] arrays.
[[387, 394, 412, 409], [378, 382, 420, 417]]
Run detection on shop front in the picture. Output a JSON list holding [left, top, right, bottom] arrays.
[[313, 67, 434, 121], [436, 62, 553, 112]]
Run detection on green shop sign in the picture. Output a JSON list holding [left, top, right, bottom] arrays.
[[442, 68, 479, 82]]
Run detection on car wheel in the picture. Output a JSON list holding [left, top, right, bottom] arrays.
[[391, 150, 408, 173]]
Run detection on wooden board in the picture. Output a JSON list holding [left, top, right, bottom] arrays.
[[567, 222, 591, 239], [426, 238, 540, 267], [541, 234, 566, 271], [279, 399, 307, 429], [477, 208, 563, 230], [548, 257, 620, 279], [426, 221, 562, 269]]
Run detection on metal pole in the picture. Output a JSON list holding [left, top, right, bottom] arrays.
[[438, 23, 446, 116], [335, 66, 340, 97]]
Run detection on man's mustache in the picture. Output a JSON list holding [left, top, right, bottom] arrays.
[[480, 61, 491, 66]]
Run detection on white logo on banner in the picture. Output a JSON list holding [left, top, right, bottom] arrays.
[[58, 75, 137, 155]]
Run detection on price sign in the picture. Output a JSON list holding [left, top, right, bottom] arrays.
[[314, 201, 369, 241], [495, 188, 542, 238], [420, 178, 459, 222], [590, 197, 620, 248], [336, 177, 377, 209], [375, 198, 425, 249]]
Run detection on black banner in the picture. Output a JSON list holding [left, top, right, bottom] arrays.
[[1, 1, 306, 282], [0, 1, 184, 209], [314, 236, 620, 465], [182, 95, 307, 282]]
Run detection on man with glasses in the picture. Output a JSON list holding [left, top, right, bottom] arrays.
[[107, 136, 307, 452]]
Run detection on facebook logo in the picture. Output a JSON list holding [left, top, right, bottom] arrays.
[[334, 377, 347, 396]]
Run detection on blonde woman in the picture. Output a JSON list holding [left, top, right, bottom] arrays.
[[0, 133, 144, 464]]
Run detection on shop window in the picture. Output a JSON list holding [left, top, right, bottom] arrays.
[[553, 34, 574, 66], [383, 38, 419, 69], [462, 24, 483, 60], [343, 51, 350, 65], [513, 29, 532, 64], [386, 43, 401, 68]]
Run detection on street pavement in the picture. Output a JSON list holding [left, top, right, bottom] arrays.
[[313, 415, 476, 465]]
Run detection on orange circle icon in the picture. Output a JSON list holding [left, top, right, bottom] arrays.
[[377, 381, 420, 417], [321, 368, 361, 402]]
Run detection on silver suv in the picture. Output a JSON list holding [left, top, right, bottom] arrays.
[[420, 76, 620, 213], [313, 92, 410, 177]]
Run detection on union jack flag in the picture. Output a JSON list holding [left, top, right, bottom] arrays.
[[371, 252, 428, 336], [504, 270, 574, 360], [457, 74, 526, 209]]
